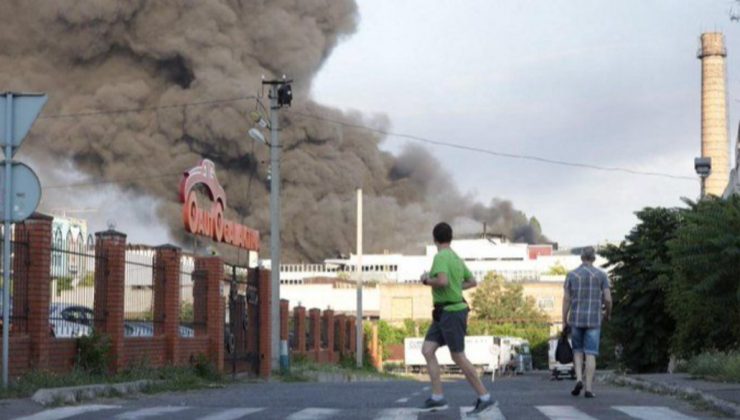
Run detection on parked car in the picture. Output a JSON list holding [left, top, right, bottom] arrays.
[[124, 321, 194, 338], [49, 303, 93, 338], [49, 303, 195, 338]]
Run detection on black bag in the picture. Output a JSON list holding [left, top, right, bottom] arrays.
[[555, 327, 574, 364]]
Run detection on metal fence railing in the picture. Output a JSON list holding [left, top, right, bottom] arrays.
[[178, 257, 197, 337], [124, 252, 159, 337], [49, 234, 98, 338]]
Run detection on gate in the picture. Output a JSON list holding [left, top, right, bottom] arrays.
[[224, 264, 260, 377]]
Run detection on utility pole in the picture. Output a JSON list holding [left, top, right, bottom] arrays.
[[356, 188, 363, 368], [261, 78, 292, 371]]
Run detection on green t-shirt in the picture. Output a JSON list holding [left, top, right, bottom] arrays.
[[430, 248, 472, 312]]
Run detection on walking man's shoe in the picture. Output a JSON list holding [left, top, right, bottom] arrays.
[[466, 398, 495, 416], [571, 381, 583, 396], [584, 391, 596, 398], [421, 397, 448, 411]]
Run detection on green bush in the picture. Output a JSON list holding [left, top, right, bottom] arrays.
[[76, 332, 112, 375], [180, 302, 194, 323], [686, 351, 740, 382], [55, 276, 74, 296], [79, 273, 95, 288], [192, 353, 220, 381]]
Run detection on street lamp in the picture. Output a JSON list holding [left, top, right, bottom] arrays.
[[694, 157, 712, 198], [248, 77, 292, 373]]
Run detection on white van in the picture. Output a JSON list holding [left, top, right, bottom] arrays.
[[404, 336, 500, 374]]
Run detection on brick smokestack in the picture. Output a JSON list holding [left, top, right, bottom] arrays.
[[698, 32, 730, 196]]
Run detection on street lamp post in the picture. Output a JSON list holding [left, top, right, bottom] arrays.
[[695, 157, 712, 198], [249, 78, 292, 372]]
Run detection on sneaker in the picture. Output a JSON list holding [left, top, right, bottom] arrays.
[[420, 397, 448, 411], [571, 381, 583, 396], [584, 391, 596, 398], [466, 398, 496, 416]]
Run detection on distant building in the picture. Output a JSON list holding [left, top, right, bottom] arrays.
[[273, 238, 605, 285]]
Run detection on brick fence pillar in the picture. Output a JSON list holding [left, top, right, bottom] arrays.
[[154, 245, 181, 365], [293, 306, 306, 354], [309, 308, 321, 361], [258, 269, 272, 378], [280, 299, 289, 342], [11, 220, 33, 335], [335, 314, 346, 358], [94, 229, 127, 373], [194, 256, 224, 373], [16, 214, 52, 370], [323, 309, 335, 362], [347, 316, 357, 355]]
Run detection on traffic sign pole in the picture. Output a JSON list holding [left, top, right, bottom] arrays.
[[2, 92, 12, 388], [0, 92, 46, 388]]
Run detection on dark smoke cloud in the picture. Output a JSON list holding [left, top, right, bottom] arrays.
[[0, 0, 546, 262]]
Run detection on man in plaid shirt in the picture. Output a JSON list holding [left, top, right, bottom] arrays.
[[562, 246, 612, 398]]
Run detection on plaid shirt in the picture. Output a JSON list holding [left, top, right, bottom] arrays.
[[565, 264, 610, 328]]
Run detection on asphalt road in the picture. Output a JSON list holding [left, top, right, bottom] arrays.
[[1, 372, 724, 420]]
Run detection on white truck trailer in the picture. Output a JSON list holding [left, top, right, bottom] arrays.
[[404, 336, 500, 374]]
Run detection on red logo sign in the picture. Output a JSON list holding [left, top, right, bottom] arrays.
[[179, 159, 260, 251]]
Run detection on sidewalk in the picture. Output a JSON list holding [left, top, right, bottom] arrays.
[[600, 372, 740, 418]]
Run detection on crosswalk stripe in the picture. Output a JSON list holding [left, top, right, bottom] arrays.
[[394, 397, 409, 403], [460, 406, 506, 420], [536, 406, 597, 420], [374, 408, 420, 419], [116, 406, 190, 419], [14, 405, 120, 420], [613, 406, 698, 420], [285, 408, 340, 420], [196, 408, 266, 420]]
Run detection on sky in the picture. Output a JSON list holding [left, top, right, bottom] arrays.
[[311, 0, 740, 247]]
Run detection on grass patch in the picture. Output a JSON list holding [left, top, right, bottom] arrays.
[[0, 355, 224, 400], [685, 351, 740, 382], [282, 356, 410, 382]]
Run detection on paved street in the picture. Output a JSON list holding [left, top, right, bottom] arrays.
[[1, 372, 723, 420]]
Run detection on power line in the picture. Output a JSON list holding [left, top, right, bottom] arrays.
[[38, 96, 257, 119], [285, 109, 696, 182]]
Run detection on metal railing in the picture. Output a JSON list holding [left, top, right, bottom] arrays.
[[49, 235, 99, 338], [124, 254, 160, 337]]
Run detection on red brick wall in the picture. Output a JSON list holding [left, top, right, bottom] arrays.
[[9, 335, 30, 378], [6, 218, 233, 379], [177, 337, 210, 365], [123, 337, 167, 368], [49, 339, 78, 373]]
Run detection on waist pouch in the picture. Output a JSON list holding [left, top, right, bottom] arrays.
[[432, 299, 467, 322]]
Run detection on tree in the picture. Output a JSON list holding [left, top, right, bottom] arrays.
[[601, 207, 680, 373], [470, 272, 547, 324], [545, 261, 568, 276], [667, 196, 740, 357]]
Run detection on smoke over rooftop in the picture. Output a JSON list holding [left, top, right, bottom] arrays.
[[0, 0, 547, 262]]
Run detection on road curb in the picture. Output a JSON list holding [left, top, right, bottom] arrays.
[[599, 373, 740, 418], [31, 380, 159, 406], [303, 371, 398, 383]]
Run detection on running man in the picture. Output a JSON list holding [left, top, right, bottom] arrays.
[[419, 222, 494, 415]]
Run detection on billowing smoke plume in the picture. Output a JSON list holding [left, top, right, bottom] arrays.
[[0, 0, 547, 262]]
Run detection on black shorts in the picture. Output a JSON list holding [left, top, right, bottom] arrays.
[[424, 308, 469, 353]]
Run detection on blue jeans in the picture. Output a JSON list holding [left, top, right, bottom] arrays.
[[570, 327, 601, 356]]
